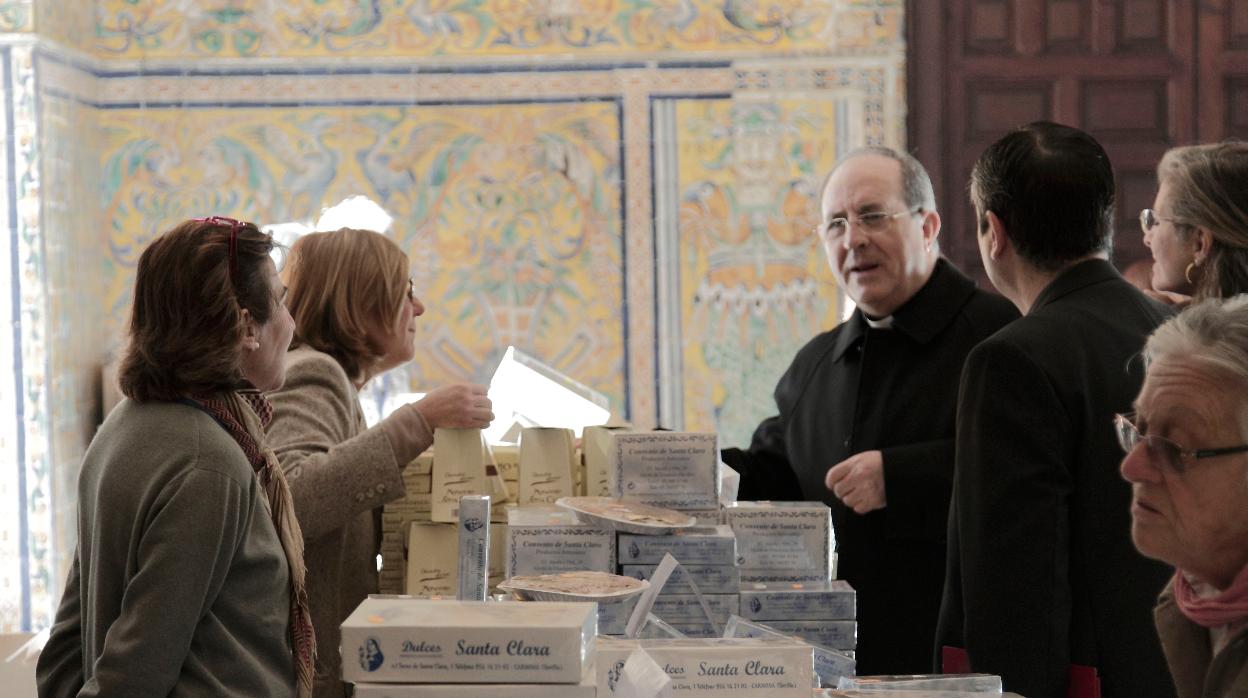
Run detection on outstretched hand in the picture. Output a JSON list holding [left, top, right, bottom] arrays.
[[414, 384, 493, 430]]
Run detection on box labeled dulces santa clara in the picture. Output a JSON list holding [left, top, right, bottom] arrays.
[[724, 501, 834, 574], [506, 506, 615, 577], [724, 615, 856, 688], [595, 637, 813, 697], [609, 432, 719, 510], [616, 525, 737, 566], [738, 580, 856, 621], [340, 597, 596, 684]]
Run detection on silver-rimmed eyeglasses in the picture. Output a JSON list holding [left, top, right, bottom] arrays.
[[813, 207, 922, 240], [1139, 208, 1180, 235], [1114, 412, 1248, 474]]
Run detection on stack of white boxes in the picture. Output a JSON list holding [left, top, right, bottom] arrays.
[[379, 453, 434, 594], [379, 446, 524, 596], [736, 580, 858, 656], [612, 525, 740, 637], [342, 597, 597, 697]]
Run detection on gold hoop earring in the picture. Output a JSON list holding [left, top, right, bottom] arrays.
[[1184, 262, 1197, 285]]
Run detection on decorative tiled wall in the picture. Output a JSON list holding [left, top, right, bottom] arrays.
[[91, 1, 902, 59], [0, 0, 32, 33], [2, 0, 905, 631]]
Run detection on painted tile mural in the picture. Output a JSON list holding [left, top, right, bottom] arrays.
[[0, 0, 32, 32], [41, 83, 103, 614], [4, 0, 904, 630], [657, 95, 847, 446], [100, 102, 627, 410], [35, 0, 93, 50], [93, 0, 903, 58]]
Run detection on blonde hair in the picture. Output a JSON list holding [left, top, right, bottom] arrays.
[[1157, 142, 1248, 300], [284, 228, 408, 381]]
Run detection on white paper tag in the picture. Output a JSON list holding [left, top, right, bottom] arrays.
[[625, 553, 720, 637], [615, 648, 673, 698], [718, 461, 740, 507]]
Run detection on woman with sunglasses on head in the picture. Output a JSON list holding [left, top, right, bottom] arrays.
[[1141, 142, 1248, 306], [36, 217, 313, 697], [1119, 295, 1248, 696], [265, 227, 492, 697]]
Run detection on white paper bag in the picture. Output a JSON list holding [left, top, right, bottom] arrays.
[[432, 428, 490, 522], [518, 427, 576, 504]]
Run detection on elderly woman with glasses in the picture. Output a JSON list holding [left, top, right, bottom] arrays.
[[264, 227, 492, 697], [37, 217, 312, 696], [1140, 142, 1248, 305], [1119, 295, 1248, 696]]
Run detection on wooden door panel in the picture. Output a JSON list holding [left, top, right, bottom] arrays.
[[909, 0, 1199, 283]]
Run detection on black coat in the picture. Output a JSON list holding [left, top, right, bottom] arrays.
[[723, 259, 1018, 674], [936, 259, 1176, 698]]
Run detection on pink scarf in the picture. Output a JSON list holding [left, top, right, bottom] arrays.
[[1174, 564, 1248, 628]]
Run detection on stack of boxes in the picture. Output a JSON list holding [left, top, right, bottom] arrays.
[[379, 453, 434, 594], [736, 580, 857, 656], [612, 525, 740, 637]]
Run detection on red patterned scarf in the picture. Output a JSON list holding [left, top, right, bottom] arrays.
[[190, 389, 315, 698], [1174, 564, 1248, 629]]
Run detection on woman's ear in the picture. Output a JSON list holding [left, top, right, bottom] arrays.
[[239, 308, 260, 351], [1192, 227, 1214, 266]]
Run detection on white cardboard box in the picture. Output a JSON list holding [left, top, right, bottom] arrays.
[[724, 502, 833, 574], [621, 563, 741, 595], [738, 580, 856, 621], [340, 598, 597, 684], [595, 637, 813, 697], [617, 525, 737, 566], [505, 506, 615, 577], [758, 620, 857, 651], [608, 432, 720, 510]]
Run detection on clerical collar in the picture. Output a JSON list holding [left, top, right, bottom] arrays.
[[863, 314, 894, 329]]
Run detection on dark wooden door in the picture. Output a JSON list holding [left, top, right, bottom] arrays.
[[906, 0, 1245, 284]]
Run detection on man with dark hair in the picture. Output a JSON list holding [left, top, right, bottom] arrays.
[[936, 122, 1175, 697], [723, 147, 1017, 674]]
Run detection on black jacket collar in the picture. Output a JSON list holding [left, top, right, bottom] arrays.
[[1031, 258, 1120, 313], [831, 258, 979, 362]]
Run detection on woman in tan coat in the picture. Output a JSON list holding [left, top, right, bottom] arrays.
[[266, 228, 492, 697]]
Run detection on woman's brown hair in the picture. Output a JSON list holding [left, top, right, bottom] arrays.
[[118, 218, 278, 401], [284, 228, 408, 381], [1157, 141, 1248, 300]]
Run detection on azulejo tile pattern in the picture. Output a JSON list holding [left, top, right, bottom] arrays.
[[7, 42, 54, 633], [93, 0, 903, 59], [659, 94, 850, 446], [3, 0, 904, 631], [0, 0, 32, 33], [99, 101, 629, 408]]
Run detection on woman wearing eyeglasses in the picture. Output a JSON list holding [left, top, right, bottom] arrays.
[[1119, 296, 1248, 696], [37, 218, 312, 696], [264, 227, 492, 697], [1141, 142, 1248, 305]]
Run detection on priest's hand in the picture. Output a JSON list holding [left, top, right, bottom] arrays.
[[825, 450, 886, 514]]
